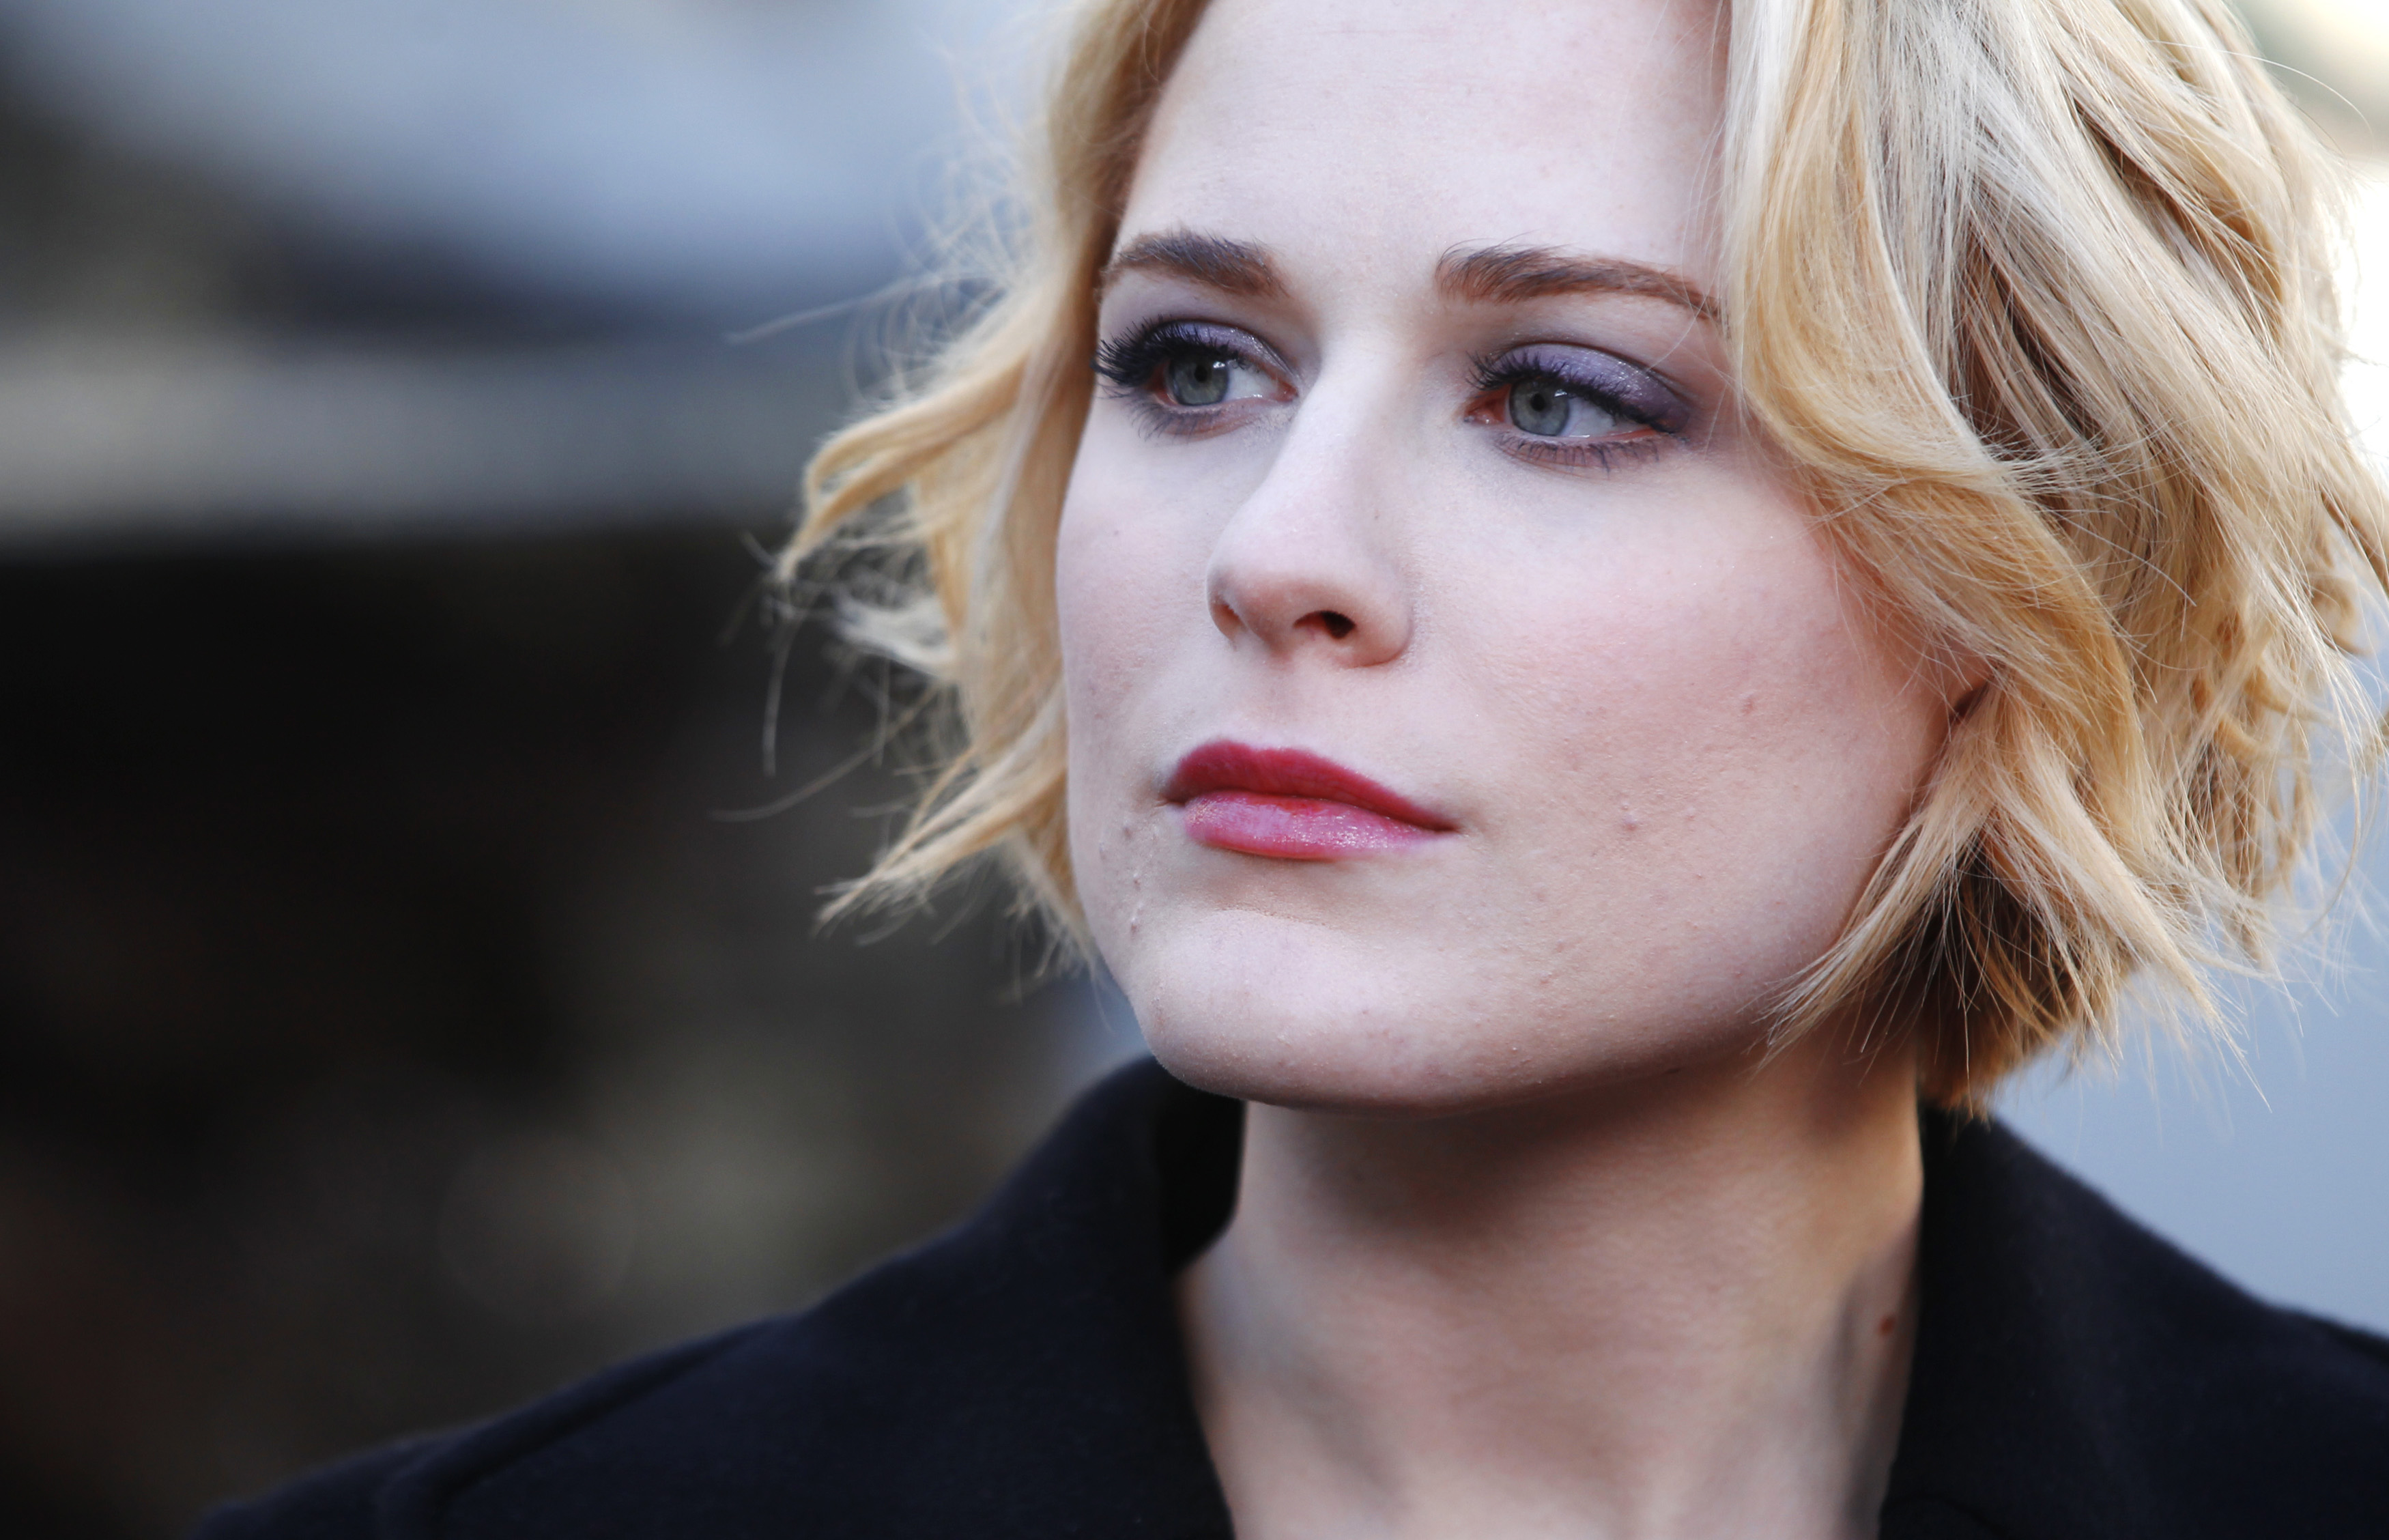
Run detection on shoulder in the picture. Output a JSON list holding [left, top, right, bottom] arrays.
[[191, 1301, 984, 1540], [189, 1061, 1238, 1540], [1886, 1113, 2389, 1540], [186, 1300, 1005, 1540], [184, 1326, 759, 1540]]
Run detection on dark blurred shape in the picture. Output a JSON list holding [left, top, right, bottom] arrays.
[[0, 536, 1104, 1539], [436, 1130, 641, 1324], [0, 3, 1111, 1537]]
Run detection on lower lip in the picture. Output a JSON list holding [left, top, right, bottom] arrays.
[[1179, 790, 1442, 860]]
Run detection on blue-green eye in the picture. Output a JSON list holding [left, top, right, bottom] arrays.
[[1096, 319, 1286, 416], [1160, 349, 1275, 408], [1166, 352, 1235, 406], [1507, 377, 1625, 438]]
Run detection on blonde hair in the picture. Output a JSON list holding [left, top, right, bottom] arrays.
[[783, 0, 2389, 1106]]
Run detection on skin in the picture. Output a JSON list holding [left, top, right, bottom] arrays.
[[1053, 1, 1967, 1535]]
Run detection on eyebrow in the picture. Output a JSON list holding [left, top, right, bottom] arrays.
[[1100, 230, 1287, 298], [1099, 229, 1715, 322], [1436, 242, 1717, 319]]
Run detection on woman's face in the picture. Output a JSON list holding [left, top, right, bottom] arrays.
[[1057, 0, 1954, 1113]]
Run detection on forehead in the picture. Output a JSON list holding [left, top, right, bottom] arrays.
[[1121, 0, 1730, 292]]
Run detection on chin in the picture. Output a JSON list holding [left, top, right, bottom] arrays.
[[1117, 911, 1646, 1117], [1111, 910, 1437, 1112], [1141, 1015, 1489, 1115]]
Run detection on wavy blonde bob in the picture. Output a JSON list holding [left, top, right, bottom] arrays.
[[783, 0, 2389, 1106]]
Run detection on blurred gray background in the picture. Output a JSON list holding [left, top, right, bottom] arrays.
[[0, 2, 2378, 1535]]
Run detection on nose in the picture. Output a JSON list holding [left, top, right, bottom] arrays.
[[1203, 403, 1414, 668]]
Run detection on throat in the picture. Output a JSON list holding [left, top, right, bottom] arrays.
[[1173, 1042, 1923, 1540]]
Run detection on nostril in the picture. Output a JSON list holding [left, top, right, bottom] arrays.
[[1311, 610, 1356, 640]]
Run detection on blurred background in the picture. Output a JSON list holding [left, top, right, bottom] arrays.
[[0, 1, 2379, 1535]]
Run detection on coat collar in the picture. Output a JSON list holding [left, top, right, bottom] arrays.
[[1042, 1061, 2388, 1540], [1880, 1097, 2389, 1539], [377, 1057, 2388, 1540]]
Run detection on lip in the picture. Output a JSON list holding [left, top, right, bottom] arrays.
[[1162, 740, 1454, 861]]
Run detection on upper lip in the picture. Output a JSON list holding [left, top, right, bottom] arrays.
[[1162, 740, 1455, 830]]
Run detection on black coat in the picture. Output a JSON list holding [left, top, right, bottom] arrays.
[[195, 1059, 2389, 1538]]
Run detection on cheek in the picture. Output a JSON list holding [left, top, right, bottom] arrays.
[[1056, 451, 1174, 752], [1054, 440, 1207, 958], [1457, 515, 1943, 1000], [1512, 554, 1904, 784]]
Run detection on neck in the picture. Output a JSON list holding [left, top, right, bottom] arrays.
[[1177, 1031, 1924, 1540]]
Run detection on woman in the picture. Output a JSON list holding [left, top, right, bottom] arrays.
[[203, 0, 2389, 1535]]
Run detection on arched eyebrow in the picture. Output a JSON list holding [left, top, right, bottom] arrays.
[[1437, 243, 1717, 320], [1098, 230, 1715, 322], [1100, 230, 1285, 298]]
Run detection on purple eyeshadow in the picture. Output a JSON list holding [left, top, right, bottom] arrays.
[[1503, 343, 1693, 435]]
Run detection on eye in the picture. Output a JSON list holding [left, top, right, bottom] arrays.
[[1163, 350, 1273, 408], [1505, 376, 1625, 439], [1096, 319, 1288, 423], [1465, 343, 1693, 469]]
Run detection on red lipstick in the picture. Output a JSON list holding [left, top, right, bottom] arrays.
[[1163, 741, 1453, 860]]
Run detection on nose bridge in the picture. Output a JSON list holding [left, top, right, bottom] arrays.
[[1204, 357, 1414, 664]]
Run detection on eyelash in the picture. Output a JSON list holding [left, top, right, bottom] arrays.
[[1461, 354, 1675, 471], [1093, 319, 1272, 438], [1093, 318, 1682, 470]]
